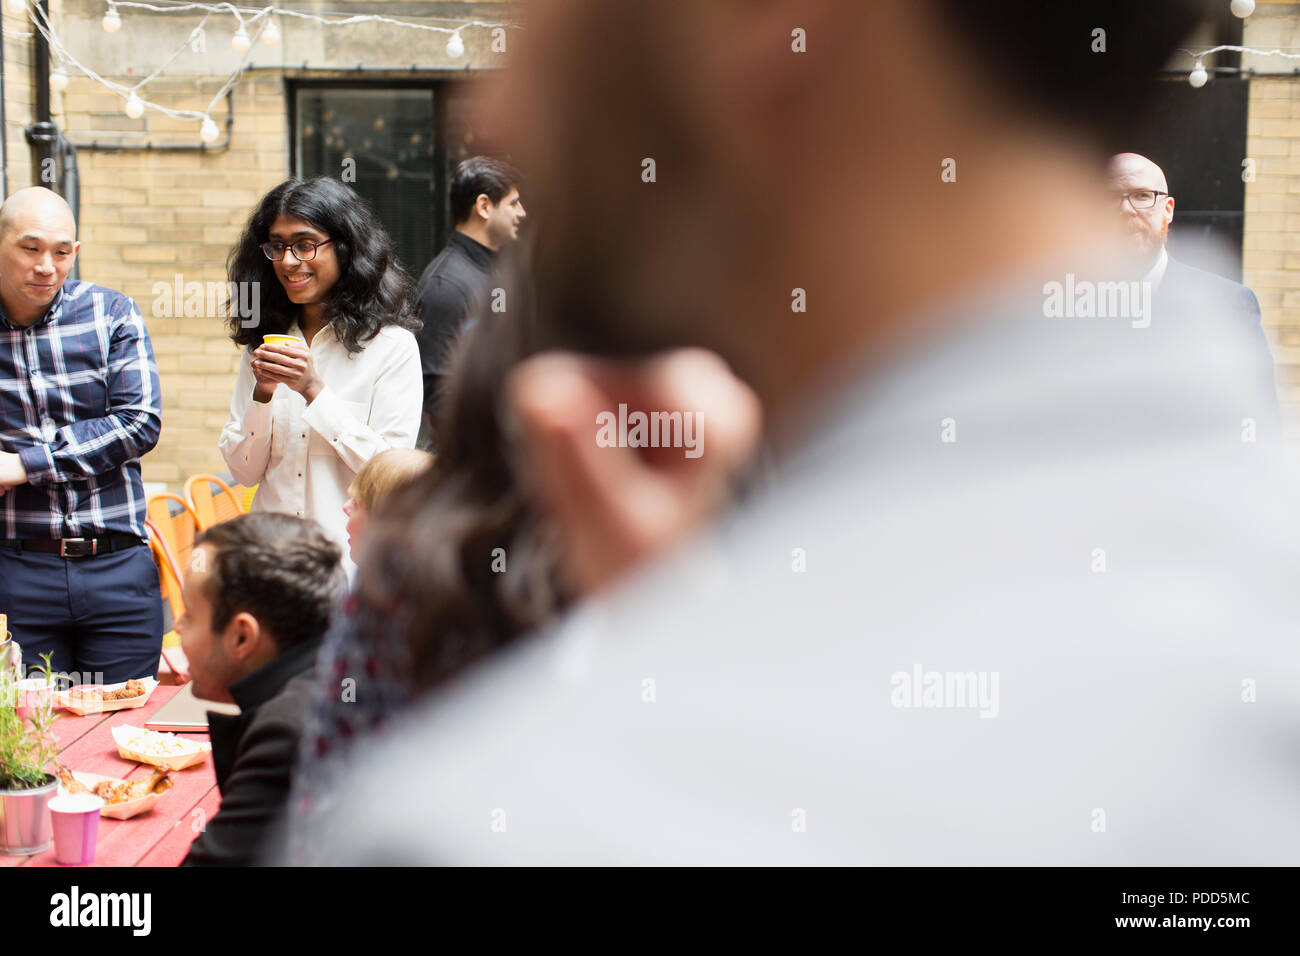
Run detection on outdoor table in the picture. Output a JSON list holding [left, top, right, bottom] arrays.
[[0, 684, 220, 867]]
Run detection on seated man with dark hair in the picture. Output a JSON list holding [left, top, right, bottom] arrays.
[[179, 512, 346, 866]]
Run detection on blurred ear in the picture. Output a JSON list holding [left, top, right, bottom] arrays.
[[507, 348, 762, 597], [224, 611, 265, 664]]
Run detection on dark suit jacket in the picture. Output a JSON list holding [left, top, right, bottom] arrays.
[[182, 636, 322, 867], [1153, 255, 1280, 435]]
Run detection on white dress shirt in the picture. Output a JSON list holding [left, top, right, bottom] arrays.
[[1143, 245, 1169, 291], [218, 322, 422, 561]]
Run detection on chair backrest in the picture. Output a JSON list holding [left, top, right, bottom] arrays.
[[146, 493, 201, 574], [145, 519, 186, 628], [183, 473, 246, 529], [146, 520, 191, 683]]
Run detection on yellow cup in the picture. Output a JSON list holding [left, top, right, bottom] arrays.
[[261, 334, 304, 347]]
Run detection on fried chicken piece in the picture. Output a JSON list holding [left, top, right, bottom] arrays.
[[93, 779, 133, 804], [102, 679, 146, 701], [126, 769, 168, 800], [57, 766, 94, 795]]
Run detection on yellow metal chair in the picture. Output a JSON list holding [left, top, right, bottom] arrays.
[[183, 473, 247, 529]]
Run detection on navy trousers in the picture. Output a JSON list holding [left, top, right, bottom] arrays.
[[0, 543, 163, 684]]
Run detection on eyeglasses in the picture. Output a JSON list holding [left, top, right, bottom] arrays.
[[1114, 189, 1170, 210], [260, 239, 332, 261]]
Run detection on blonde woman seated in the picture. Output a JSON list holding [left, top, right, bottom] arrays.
[[341, 448, 435, 564]]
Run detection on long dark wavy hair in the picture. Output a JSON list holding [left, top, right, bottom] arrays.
[[350, 237, 566, 695], [226, 176, 420, 355]]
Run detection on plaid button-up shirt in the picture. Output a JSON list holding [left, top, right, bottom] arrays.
[[0, 279, 161, 540]]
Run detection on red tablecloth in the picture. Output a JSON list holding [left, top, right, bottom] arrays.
[[0, 684, 220, 867]]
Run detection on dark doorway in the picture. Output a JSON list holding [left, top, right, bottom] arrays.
[[1128, 13, 1247, 281], [1129, 77, 1249, 282]]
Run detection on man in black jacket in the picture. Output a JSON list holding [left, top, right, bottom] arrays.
[[1108, 151, 1280, 433], [178, 513, 346, 866], [415, 157, 526, 447]]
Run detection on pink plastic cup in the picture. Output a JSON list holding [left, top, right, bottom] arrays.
[[49, 794, 104, 865], [14, 678, 52, 720]]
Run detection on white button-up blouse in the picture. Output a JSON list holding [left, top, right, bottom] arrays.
[[218, 322, 422, 562]]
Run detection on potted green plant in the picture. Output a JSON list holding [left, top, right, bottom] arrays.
[[0, 653, 59, 855]]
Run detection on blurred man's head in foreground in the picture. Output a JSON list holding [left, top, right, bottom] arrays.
[[489, 0, 1212, 419]]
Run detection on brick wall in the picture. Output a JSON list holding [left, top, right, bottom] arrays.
[[1244, 2, 1300, 437], [3, 7, 36, 193]]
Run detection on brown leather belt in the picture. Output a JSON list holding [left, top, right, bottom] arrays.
[[0, 534, 145, 558]]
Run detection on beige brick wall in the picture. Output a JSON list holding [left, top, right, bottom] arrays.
[[2, 1, 519, 488], [1244, 2, 1300, 436], [1242, 78, 1300, 428], [3, 7, 36, 193]]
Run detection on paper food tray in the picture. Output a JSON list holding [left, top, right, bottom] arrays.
[[57, 769, 174, 820], [112, 724, 212, 771], [57, 677, 158, 716]]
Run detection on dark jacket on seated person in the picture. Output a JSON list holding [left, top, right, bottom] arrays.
[[182, 635, 322, 867]]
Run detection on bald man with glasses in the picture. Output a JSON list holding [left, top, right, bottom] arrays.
[[1108, 152, 1279, 435]]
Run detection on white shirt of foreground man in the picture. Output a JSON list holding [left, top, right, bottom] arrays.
[[304, 247, 1300, 865], [218, 322, 421, 564]]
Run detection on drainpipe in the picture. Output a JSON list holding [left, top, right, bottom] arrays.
[[1, 10, 9, 197]]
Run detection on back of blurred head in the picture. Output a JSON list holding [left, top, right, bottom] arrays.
[[495, 0, 1212, 424], [353, 241, 565, 695]]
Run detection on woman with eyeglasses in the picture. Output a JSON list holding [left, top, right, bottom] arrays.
[[218, 177, 423, 568]]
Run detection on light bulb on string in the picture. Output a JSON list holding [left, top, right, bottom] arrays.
[[200, 117, 220, 143], [446, 31, 464, 58], [102, 4, 121, 32], [1188, 59, 1208, 88], [262, 18, 280, 46], [232, 24, 251, 52], [124, 92, 144, 119], [1231, 0, 1255, 18], [49, 67, 69, 93]]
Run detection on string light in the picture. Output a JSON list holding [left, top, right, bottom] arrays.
[[3, 0, 26, 16], [1230, 0, 1256, 18], [29, 2, 520, 144], [1182, 43, 1300, 89]]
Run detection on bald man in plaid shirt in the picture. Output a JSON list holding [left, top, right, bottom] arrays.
[[0, 187, 163, 683]]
